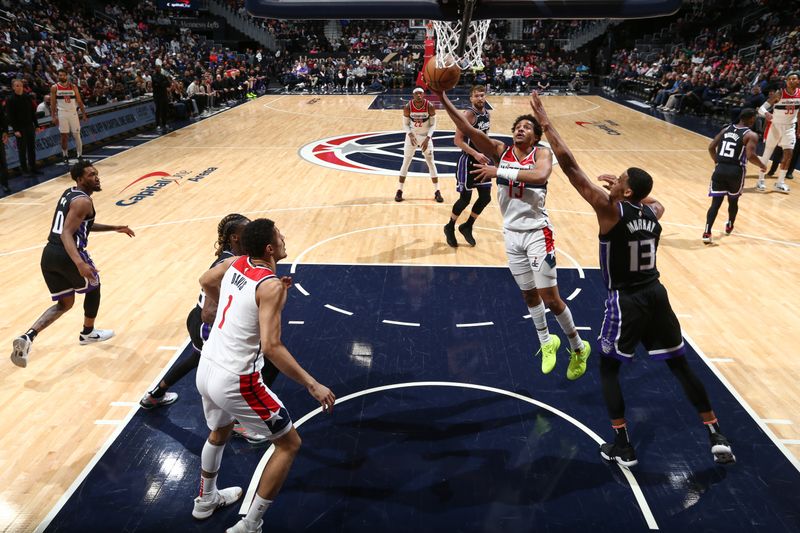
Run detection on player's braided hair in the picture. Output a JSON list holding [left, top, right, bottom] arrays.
[[215, 213, 250, 257]]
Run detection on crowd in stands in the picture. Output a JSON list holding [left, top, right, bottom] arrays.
[[1, 0, 274, 122], [604, 0, 800, 121]]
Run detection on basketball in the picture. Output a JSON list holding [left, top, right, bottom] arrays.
[[423, 59, 461, 91]]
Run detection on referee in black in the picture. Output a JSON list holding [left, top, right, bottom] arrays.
[[151, 65, 171, 133], [6, 79, 40, 175]]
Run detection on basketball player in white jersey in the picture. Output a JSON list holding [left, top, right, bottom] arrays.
[[194, 218, 335, 533], [756, 72, 799, 193], [396, 87, 443, 203], [434, 88, 590, 380], [50, 68, 88, 165]]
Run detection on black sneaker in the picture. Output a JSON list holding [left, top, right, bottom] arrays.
[[724, 221, 734, 235], [394, 189, 403, 202], [443, 224, 458, 247], [600, 441, 638, 467], [710, 432, 736, 465], [458, 223, 476, 246], [63, 155, 70, 166], [434, 190, 443, 203]]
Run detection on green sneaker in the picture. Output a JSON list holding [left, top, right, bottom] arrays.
[[566, 340, 591, 380], [537, 335, 560, 374]]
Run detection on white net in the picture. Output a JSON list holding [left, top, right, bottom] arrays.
[[432, 19, 490, 70]]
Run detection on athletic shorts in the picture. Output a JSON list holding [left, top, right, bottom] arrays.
[[504, 225, 557, 290], [196, 357, 293, 440], [456, 152, 491, 192], [40, 244, 99, 300], [403, 132, 434, 157], [598, 280, 686, 362], [186, 305, 211, 352], [709, 163, 745, 197], [765, 122, 797, 150], [58, 112, 80, 135]]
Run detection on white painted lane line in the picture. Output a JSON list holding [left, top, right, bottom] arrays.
[[684, 333, 800, 474], [288, 321, 305, 325], [781, 439, 800, 445], [36, 340, 191, 533], [576, 326, 592, 331], [157, 346, 180, 351], [294, 283, 310, 296], [382, 320, 421, 327], [94, 420, 123, 425], [1, 201, 45, 206], [324, 304, 353, 316], [456, 322, 494, 328], [110, 402, 138, 407], [708, 358, 735, 363], [566, 288, 581, 301], [240, 381, 660, 530], [762, 419, 793, 425]]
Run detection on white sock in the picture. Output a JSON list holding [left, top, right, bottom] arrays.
[[245, 494, 272, 525], [434, 181, 440, 191], [199, 440, 225, 497], [777, 169, 787, 184], [554, 307, 583, 351], [62, 149, 68, 157], [398, 181, 405, 191], [528, 302, 550, 345], [75, 137, 83, 158]]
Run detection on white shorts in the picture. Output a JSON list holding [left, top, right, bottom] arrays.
[[196, 357, 293, 440], [504, 225, 558, 290], [765, 122, 797, 150], [58, 112, 81, 135], [403, 132, 434, 158]]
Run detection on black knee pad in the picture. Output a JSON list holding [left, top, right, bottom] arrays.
[[472, 187, 492, 215], [83, 287, 101, 319], [452, 190, 473, 216]]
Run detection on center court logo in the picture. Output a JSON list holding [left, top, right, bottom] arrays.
[[116, 167, 218, 206], [299, 131, 519, 177]]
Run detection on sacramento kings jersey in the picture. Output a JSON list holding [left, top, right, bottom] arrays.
[[202, 256, 277, 375], [408, 99, 432, 135], [772, 87, 800, 125], [466, 106, 490, 158], [496, 145, 549, 231], [47, 188, 95, 250], [196, 250, 237, 309], [716, 124, 749, 167], [55, 83, 78, 115], [600, 201, 661, 290]]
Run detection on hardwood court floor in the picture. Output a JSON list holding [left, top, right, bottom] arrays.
[[0, 94, 798, 532]]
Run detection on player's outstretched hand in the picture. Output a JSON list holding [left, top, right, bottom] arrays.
[[116, 225, 135, 237], [308, 382, 336, 413], [529, 92, 548, 125], [597, 174, 618, 191], [470, 163, 498, 182]]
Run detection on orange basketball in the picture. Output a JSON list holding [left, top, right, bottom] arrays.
[[423, 59, 461, 91]]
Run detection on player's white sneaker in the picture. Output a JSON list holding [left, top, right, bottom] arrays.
[[226, 518, 263, 533], [11, 335, 32, 368], [79, 328, 115, 345], [139, 391, 179, 409], [755, 180, 766, 192], [192, 486, 243, 520], [774, 182, 790, 194]]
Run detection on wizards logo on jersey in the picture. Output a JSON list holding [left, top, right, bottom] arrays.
[[299, 131, 513, 177], [116, 167, 218, 206]]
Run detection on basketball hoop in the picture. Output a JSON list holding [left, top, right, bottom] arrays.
[[430, 0, 489, 70]]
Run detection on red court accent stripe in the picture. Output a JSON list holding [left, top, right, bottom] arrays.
[[118, 171, 171, 193]]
